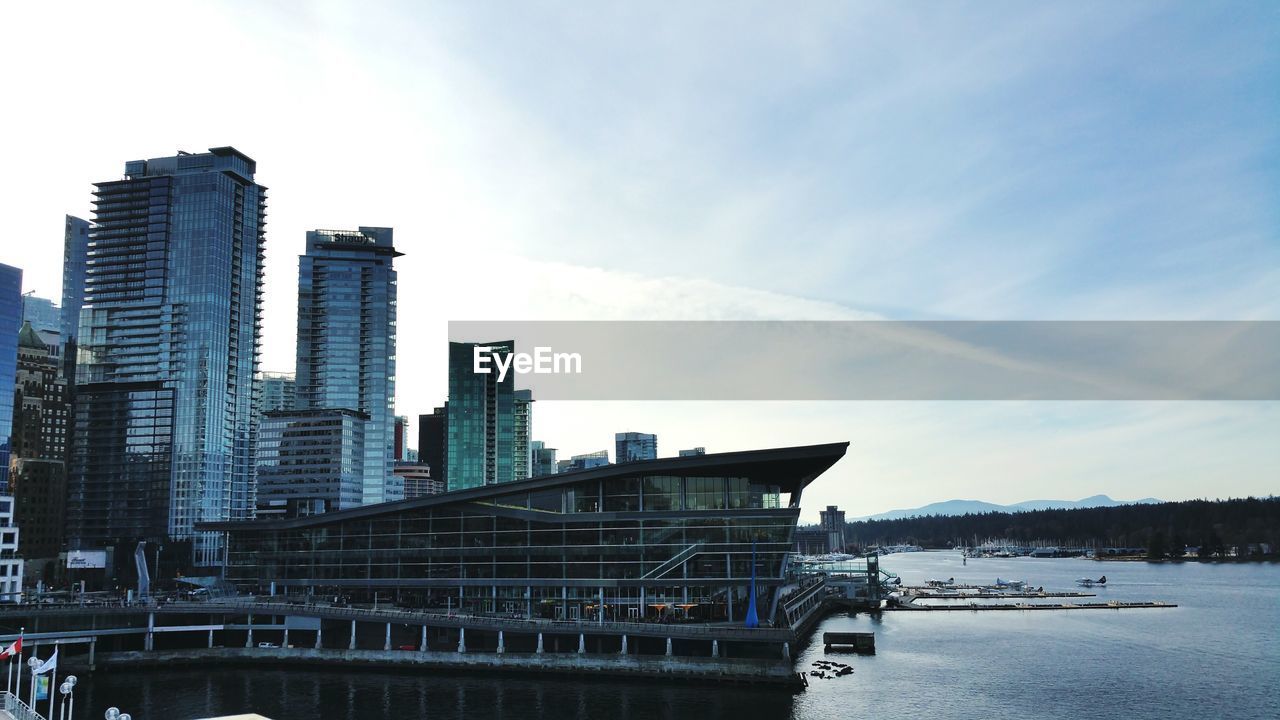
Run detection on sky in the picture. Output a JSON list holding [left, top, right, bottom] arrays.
[[1, 1, 1276, 520]]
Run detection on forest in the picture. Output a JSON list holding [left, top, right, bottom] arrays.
[[837, 496, 1280, 558]]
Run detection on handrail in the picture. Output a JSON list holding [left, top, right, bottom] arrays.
[[3, 691, 48, 720], [642, 542, 704, 579]]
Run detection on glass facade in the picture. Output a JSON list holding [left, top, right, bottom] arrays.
[[60, 215, 90, 344], [0, 263, 22, 490], [67, 147, 265, 567], [210, 443, 847, 622], [446, 341, 514, 490], [616, 432, 657, 463], [295, 228, 401, 506], [512, 389, 532, 480], [256, 409, 367, 518]]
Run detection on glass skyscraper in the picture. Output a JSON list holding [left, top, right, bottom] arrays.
[[67, 147, 265, 568], [60, 215, 90, 345], [0, 263, 22, 491], [616, 432, 658, 463], [295, 227, 401, 506], [446, 340, 514, 490], [513, 389, 532, 480]]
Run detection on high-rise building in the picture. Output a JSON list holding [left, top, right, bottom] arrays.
[[258, 371, 296, 414], [446, 341, 514, 490], [530, 440, 557, 477], [558, 450, 610, 473], [0, 263, 23, 491], [417, 406, 446, 486], [295, 227, 401, 506], [394, 415, 409, 462], [393, 462, 443, 499], [678, 447, 706, 457], [9, 322, 70, 563], [0, 496, 24, 603], [819, 505, 847, 552], [615, 432, 657, 463], [513, 390, 532, 480], [255, 409, 367, 519], [60, 215, 90, 345], [67, 147, 265, 568], [21, 294, 59, 334]]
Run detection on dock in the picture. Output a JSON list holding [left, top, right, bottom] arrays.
[[887, 600, 1177, 611], [821, 632, 875, 654]]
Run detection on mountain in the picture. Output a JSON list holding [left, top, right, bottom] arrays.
[[857, 495, 1162, 521]]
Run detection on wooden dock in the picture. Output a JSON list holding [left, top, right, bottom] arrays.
[[888, 600, 1177, 612], [909, 591, 1095, 599]]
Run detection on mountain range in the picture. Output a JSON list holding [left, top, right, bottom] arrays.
[[856, 495, 1163, 521]]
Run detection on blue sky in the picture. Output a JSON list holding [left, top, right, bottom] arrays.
[[1, 1, 1276, 518]]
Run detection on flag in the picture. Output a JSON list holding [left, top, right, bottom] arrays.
[[33, 649, 56, 675], [0, 637, 19, 659]]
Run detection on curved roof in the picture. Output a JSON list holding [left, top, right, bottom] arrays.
[[203, 441, 849, 532]]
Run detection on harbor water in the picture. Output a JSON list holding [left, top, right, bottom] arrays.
[[70, 553, 1278, 719]]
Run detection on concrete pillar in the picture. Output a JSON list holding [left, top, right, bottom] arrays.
[[620, 635, 628, 655], [246, 615, 254, 649], [147, 612, 155, 651], [665, 638, 673, 657], [349, 620, 357, 650], [457, 627, 466, 653], [497, 631, 505, 654], [536, 633, 544, 654], [316, 625, 323, 650], [208, 629, 214, 648], [420, 626, 428, 653], [89, 637, 96, 669], [384, 622, 392, 651], [712, 640, 719, 658], [283, 627, 290, 648], [578, 633, 585, 654], [782, 642, 791, 660]]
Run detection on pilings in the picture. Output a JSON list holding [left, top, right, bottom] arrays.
[[384, 623, 391, 651], [315, 626, 323, 650], [497, 631, 505, 654], [620, 635, 628, 655], [146, 612, 155, 651], [577, 633, 585, 654], [349, 620, 356, 650], [457, 627, 466, 653], [665, 638, 672, 657], [420, 626, 427, 653], [712, 640, 719, 658], [536, 633, 544, 654], [245, 615, 253, 649]]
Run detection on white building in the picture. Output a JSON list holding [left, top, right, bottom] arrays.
[[0, 496, 24, 603]]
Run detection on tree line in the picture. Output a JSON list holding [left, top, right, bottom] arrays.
[[833, 497, 1279, 558]]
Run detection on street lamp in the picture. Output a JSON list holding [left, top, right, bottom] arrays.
[[59, 675, 76, 720], [104, 709, 131, 720]]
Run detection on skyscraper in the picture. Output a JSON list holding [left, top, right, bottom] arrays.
[[67, 147, 265, 568], [0, 263, 23, 491], [819, 505, 847, 552], [60, 215, 90, 345], [530, 440, 557, 477], [20, 294, 59, 334], [258, 371, 296, 414], [9, 322, 70, 563], [446, 341, 514, 490], [295, 227, 401, 505], [417, 406, 446, 486], [615, 432, 658, 463], [513, 389, 533, 480], [255, 409, 367, 519]]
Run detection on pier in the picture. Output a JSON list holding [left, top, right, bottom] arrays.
[[887, 600, 1177, 612]]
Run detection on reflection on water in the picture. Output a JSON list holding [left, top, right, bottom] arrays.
[[75, 554, 1279, 720]]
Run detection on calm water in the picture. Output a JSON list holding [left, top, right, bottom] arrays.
[[71, 554, 1278, 719]]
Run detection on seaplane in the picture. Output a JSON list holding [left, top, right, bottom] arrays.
[[1076, 575, 1107, 587], [994, 578, 1027, 590]]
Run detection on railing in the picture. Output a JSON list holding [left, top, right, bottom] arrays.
[[642, 542, 704, 579], [3, 691, 47, 720]]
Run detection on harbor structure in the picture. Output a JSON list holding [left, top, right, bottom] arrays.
[[65, 147, 266, 569]]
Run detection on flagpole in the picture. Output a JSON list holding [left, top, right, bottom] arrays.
[[49, 645, 58, 720], [14, 630, 24, 706]]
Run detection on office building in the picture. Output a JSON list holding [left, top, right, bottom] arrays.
[[513, 390, 532, 480], [207, 442, 848, 622], [60, 215, 91, 345], [558, 450, 610, 473], [679, 447, 706, 457], [819, 505, 847, 552], [394, 415, 409, 462], [393, 462, 443, 499], [0, 496, 23, 603], [446, 341, 514, 490], [0, 263, 22, 491], [258, 371, 296, 414], [417, 406, 446, 486], [616, 432, 657, 463], [531, 440, 556, 477], [67, 147, 265, 568], [9, 322, 70, 563], [255, 409, 367, 519], [295, 227, 402, 506], [21, 294, 59, 334]]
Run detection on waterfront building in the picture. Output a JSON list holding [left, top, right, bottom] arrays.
[[60, 215, 90, 345], [616, 432, 657, 463], [255, 409, 368, 519], [0, 263, 22, 491], [446, 341, 514, 490], [820, 505, 847, 552], [67, 147, 266, 568], [258, 371, 296, 414], [206, 442, 848, 622], [393, 462, 443, 499], [8, 322, 70, 563], [531, 440, 557, 477], [559, 450, 610, 474], [513, 390, 532, 480], [679, 447, 706, 457], [0, 495, 22, 603], [417, 406, 446, 487], [295, 227, 402, 506], [20, 294, 59, 334]]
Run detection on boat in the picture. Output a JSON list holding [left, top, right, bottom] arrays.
[[1076, 575, 1107, 587]]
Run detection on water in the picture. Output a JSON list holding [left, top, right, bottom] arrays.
[[71, 554, 1278, 719]]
